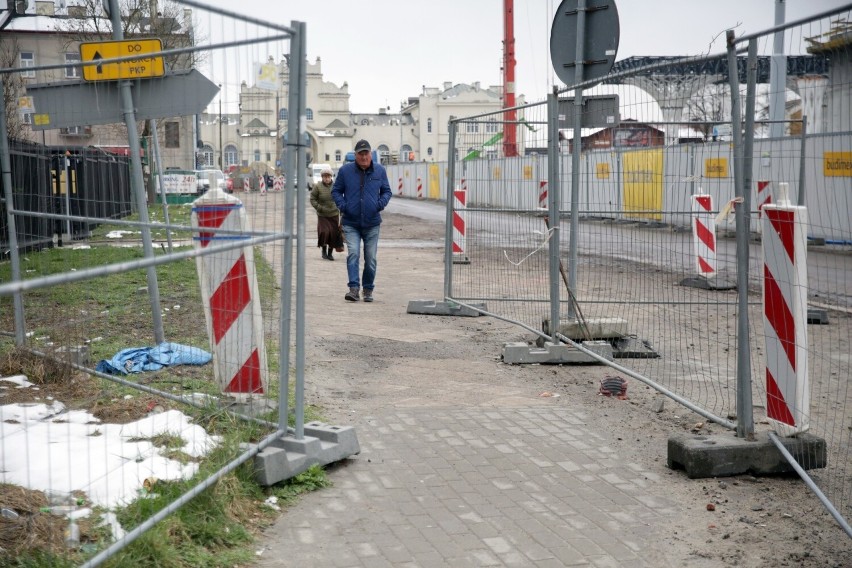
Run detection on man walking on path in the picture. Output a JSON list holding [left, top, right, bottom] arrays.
[[332, 139, 392, 302]]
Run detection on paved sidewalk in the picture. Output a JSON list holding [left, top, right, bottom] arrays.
[[251, 198, 694, 567], [256, 407, 679, 567]]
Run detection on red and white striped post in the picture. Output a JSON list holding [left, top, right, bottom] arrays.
[[762, 182, 809, 436], [461, 177, 467, 192], [538, 180, 548, 209], [191, 187, 268, 399], [273, 176, 284, 192], [756, 180, 772, 218], [397, 177, 403, 196], [452, 188, 468, 263], [416, 176, 423, 200], [243, 177, 250, 192], [691, 192, 717, 277], [259, 175, 266, 193]]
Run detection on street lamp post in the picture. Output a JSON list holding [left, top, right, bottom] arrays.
[[218, 84, 223, 169]]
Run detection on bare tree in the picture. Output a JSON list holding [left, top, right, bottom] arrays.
[[686, 83, 730, 140], [53, 0, 201, 71], [53, 0, 205, 199], [0, 38, 33, 142]]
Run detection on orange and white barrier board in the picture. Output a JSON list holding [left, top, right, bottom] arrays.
[[191, 187, 268, 399], [691, 193, 717, 277], [762, 183, 809, 436], [274, 176, 284, 192], [243, 178, 250, 192], [452, 189, 466, 260], [397, 177, 403, 196], [416, 177, 423, 200], [259, 176, 266, 193]]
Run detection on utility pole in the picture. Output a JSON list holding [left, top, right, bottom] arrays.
[[275, 91, 281, 173], [503, 0, 518, 157]]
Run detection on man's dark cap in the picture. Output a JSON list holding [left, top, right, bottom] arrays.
[[354, 139, 371, 153]]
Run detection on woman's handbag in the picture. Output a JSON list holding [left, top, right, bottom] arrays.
[[334, 223, 345, 252]]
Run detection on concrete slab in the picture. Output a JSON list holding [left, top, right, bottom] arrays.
[[406, 299, 485, 317], [679, 274, 737, 290], [501, 340, 612, 364], [807, 308, 830, 325], [252, 421, 360, 486], [542, 317, 630, 340], [611, 336, 661, 359], [667, 431, 826, 479]]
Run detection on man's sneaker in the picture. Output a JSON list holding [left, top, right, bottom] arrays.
[[345, 287, 360, 302], [362, 289, 374, 302]]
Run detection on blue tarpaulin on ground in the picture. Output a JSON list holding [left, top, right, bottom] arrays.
[[95, 342, 212, 375]]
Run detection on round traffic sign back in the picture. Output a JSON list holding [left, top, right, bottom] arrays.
[[550, 0, 620, 85]]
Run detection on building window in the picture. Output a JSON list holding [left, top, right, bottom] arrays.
[[485, 149, 498, 160], [335, 150, 341, 162], [266, 152, 271, 162], [224, 144, 238, 167], [465, 122, 478, 133], [427, 118, 432, 133], [64, 52, 81, 79], [20, 52, 35, 78], [164, 122, 180, 148], [401, 144, 413, 162], [279, 108, 288, 120], [306, 108, 313, 121], [486, 119, 499, 133], [22, 113, 34, 125], [427, 147, 433, 156], [377, 144, 390, 165], [254, 150, 261, 162], [200, 144, 214, 166]]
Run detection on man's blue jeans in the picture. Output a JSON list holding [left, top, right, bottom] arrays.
[[343, 224, 380, 290]]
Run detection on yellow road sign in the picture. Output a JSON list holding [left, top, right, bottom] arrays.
[[80, 39, 165, 81]]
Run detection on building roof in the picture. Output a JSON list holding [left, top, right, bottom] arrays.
[[244, 118, 268, 129]]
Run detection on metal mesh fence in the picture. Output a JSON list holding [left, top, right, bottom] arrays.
[[0, 1, 316, 564], [415, 4, 852, 535]]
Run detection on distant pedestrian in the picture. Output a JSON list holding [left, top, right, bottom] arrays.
[[309, 166, 342, 261], [332, 139, 392, 302]]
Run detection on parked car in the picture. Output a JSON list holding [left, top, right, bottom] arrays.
[[194, 169, 228, 194]]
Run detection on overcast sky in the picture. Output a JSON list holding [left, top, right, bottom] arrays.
[[197, 0, 848, 113]]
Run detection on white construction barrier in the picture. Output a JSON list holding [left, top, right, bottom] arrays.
[[762, 182, 809, 436], [243, 177, 250, 192], [417, 177, 423, 200], [691, 192, 717, 277], [757, 180, 772, 217], [452, 189, 468, 263], [259, 176, 266, 193], [397, 177, 403, 196], [191, 186, 268, 399], [274, 176, 284, 192]]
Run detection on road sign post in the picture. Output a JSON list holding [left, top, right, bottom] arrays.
[[80, 39, 165, 81]]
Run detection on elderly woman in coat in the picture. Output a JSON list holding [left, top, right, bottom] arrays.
[[309, 166, 342, 260]]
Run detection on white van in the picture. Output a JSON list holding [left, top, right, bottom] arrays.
[[311, 163, 332, 186]]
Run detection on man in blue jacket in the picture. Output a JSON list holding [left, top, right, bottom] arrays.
[[332, 139, 392, 302]]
